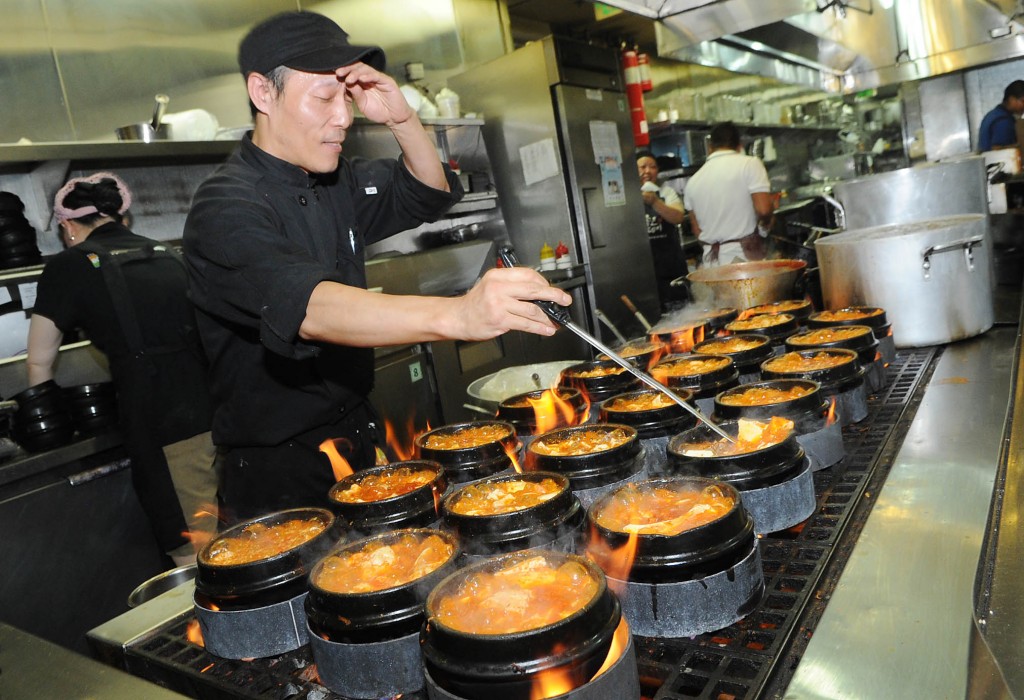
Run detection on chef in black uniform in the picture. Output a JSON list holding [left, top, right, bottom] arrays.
[[27, 172, 217, 566], [183, 12, 570, 524]]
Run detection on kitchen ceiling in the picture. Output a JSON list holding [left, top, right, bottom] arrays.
[[508, 0, 1024, 92]]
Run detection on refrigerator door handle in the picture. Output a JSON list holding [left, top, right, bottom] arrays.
[[581, 187, 607, 249]]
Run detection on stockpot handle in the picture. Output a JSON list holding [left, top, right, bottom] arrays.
[[922, 235, 984, 278]]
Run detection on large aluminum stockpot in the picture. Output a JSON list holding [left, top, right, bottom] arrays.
[[815, 214, 993, 348], [830, 156, 987, 230]]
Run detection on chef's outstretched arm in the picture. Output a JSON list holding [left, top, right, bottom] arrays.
[[299, 267, 572, 348], [26, 314, 62, 386]]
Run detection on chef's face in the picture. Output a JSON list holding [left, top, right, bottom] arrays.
[[255, 68, 354, 174], [1010, 95, 1024, 116], [637, 156, 659, 185]]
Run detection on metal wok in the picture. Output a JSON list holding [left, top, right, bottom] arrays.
[[687, 259, 807, 310]]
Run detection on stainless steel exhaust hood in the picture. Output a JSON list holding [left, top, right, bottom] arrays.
[[593, 0, 1024, 92]]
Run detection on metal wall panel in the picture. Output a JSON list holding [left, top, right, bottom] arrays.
[[1, 0, 70, 142], [20, 0, 289, 142], [919, 72, 971, 162], [1, 0, 499, 144]]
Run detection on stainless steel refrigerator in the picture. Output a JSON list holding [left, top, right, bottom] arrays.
[[450, 36, 661, 343]]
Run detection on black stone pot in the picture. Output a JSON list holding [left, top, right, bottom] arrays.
[[421, 550, 620, 700], [13, 380, 70, 418], [599, 337, 670, 372], [713, 379, 826, 431], [744, 299, 813, 323], [13, 413, 75, 452], [327, 461, 449, 536], [693, 334, 774, 376], [650, 353, 739, 400], [64, 382, 118, 436], [497, 388, 587, 437], [195, 507, 343, 609], [698, 307, 740, 332], [441, 471, 585, 556], [807, 306, 888, 332], [305, 528, 461, 644], [807, 308, 895, 370], [760, 348, 864, 392], [586, 477, 755, 583], [525, 424, 643, 491], [650, 320, 711, 354], [599, 389, 697, 439], [785, 325, 879, 366], [667, 420, 806, 491], [559, 360, 641, 403], [416, 421, 520, 485], [724, 312, 800, 344]]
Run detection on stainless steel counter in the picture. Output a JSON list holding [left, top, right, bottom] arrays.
[[0, 621, 187, 699], [787, 298, 1019, 698]]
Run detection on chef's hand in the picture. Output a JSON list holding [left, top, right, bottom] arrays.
[[642, 191, 658, 206], [336, 63, 414, 127], [454, 268, 572, 340]]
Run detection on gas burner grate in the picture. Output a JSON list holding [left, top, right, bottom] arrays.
[[120, 348, 938, 700], [637, 347, 939, 700]]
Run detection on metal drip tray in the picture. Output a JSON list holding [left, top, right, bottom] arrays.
[[89, 348, 938, 700]]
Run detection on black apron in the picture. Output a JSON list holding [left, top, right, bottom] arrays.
[[644, 208, 690, 309], [75, 238, 211, 553]]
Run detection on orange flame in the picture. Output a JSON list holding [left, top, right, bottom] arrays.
[[590, 618, 630, 681], [736, 308, 757, 321], [186, 619, 205, 647], [529, 617, 631, 698], [319, 438, 355, 481], [825, 396, 838, 427], [645, 341, 670, 371], [181, 503, 219, 552], [570, 386, 593, 423], [505, 441, 523, 474], [530, 644, 576, 699], [585, 527, 639, 598], [385, 416, 427, 462], [669, 325, 704, 354], [528, 389, 577, 434]]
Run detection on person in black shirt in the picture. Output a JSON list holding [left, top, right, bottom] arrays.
[[28, 172, 217, 566], [184, 12, 570, 524], [636, 150, 689, 309]]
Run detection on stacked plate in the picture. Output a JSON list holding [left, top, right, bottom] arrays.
[[12, 380, 75, 452], [0, 192, 42, 269], [64, 382, 119, 436]]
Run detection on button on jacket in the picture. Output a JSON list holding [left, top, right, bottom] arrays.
[[184, 135, 463, 447]]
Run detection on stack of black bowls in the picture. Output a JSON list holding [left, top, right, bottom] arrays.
[[12, 380, 75, 452], [64, 382, 119, 436], [0, 192, 42, 269]]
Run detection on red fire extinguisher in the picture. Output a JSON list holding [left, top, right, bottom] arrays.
[[638, 53, 653, 92], [622, 48, 649, 147]]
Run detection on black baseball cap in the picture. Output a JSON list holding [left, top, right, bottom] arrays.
[[238, 11, 386, 77]]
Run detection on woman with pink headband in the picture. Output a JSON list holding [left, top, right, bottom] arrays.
[[26, 172, 218, 567]]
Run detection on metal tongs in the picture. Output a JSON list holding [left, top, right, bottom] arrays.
[[498, 245, 734, 442]]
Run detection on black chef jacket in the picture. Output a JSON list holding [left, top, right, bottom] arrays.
[[183, 134, 462, 448]]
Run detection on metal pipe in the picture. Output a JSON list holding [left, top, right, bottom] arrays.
[[821, 190, 847, 230]]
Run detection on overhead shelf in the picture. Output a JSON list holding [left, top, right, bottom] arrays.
[[0, 140, 237, 165]]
